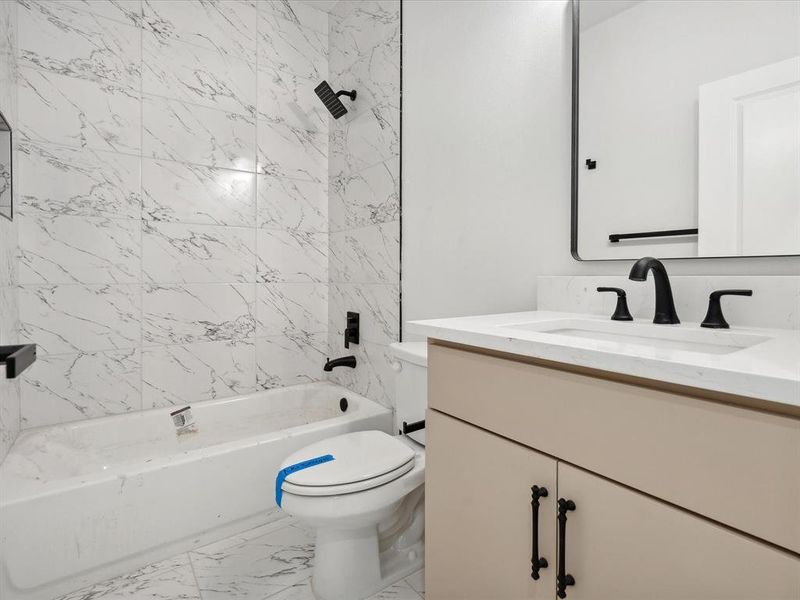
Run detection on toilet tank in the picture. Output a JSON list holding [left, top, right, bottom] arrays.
[[389, 342, 428, 445]]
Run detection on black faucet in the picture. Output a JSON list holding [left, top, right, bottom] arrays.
[[628, 257, 680, 324], [324, 356, 356, 371], [700, 290, 752, 329]]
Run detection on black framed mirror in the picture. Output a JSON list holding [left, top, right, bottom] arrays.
[[571, 0, 800, 261], [0, 109, 11, 222]]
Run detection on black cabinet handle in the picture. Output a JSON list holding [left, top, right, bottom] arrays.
[[530, 485, 548, 580], [557, 498, 576, 598]]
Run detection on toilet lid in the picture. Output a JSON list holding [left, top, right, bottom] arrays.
[[282, 460, 415, 496], [280, 431, 415, 489]]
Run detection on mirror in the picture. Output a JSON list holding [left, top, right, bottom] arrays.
[[0, 110, 10, 221], [571, 0, 800, 260]]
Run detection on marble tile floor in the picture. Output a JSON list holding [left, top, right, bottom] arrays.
[[54, 516, 425, 600]]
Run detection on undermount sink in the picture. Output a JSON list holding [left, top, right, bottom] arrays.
[[498, 318, 770, 355]]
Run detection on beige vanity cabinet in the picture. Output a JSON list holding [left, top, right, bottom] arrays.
[[425, 342, 800, 600], [558, 462, 800, 600], [427, 410, 800, 600], [426, 409, 558, 599]]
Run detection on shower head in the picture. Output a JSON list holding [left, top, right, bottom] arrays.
[[314, 81, 357, 119]]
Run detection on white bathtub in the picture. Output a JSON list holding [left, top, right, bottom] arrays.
[[0, 382, 391, 600]]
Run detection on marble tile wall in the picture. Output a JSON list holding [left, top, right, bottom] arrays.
[[326, 0, 401, 408], [14, 0, 334, 429], [0, 0, 20, 461]]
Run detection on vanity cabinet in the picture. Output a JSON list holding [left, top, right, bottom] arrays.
[[425, 342, 800, 600], [425, 409, 557, 599], [427, 410, 800, 600]]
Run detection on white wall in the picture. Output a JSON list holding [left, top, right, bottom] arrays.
[[402, 0, 800, 339]]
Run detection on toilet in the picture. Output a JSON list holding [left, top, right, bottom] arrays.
[[276, 342, 428, 600]]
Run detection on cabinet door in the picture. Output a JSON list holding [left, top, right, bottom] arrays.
[[426, 409, 558, 600], [557, 463, 800, 600]]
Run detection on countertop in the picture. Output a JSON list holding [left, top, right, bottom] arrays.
[[408, 311, 800, 408]]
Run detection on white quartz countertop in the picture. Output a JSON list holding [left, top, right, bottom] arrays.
[[408, 311, 800, 407]]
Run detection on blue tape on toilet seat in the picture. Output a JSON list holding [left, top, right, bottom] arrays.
[[275, 454, 335, 507]]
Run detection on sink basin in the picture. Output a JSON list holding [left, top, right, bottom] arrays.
[[498, 318, 770, 355]]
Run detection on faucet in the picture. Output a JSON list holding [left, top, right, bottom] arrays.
[[324, 356, 357, 371], [628, 257, 680, 324]]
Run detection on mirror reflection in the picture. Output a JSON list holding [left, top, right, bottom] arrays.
[[574, 0, 800, 259]]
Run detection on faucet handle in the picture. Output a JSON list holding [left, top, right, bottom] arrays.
[[597, 287, 633, 321], [701, 290, 752, 329]]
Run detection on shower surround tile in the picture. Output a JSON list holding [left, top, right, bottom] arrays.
[[143, 31, 256, 117], [257, 120, 327, 183], [142, 338, 256, 408], [18, 68, 141, 154], [327, 336, 395, 408], [329, 221, 400, 284], [0, 378, 21, 463], [17, 142, 141, 219], [257, 7, 327, 81], [58, 1, 142, 27], [329, 282, 399, 346], [142, 0, 257, 62], [20, 349, 141, 428], [142, 221, 255, 284], [256, 332, 327, 389], [329, 0, 400, 73], [143, 283, 256, 345], [143, 95, 256, 172], [0, 0, 17, 55], [332, 43, 400, 123], [257, 67, 328, 133], [19, 214, 141, 284], [19, 284, 141, 355], [257, 229, 327, 284], [330, 103, 399, 178], [258, 0, 329, 35], [142, 159, 256, 226], [257, 175, 328, 233], [0, 215, 18, 289], [256, 282, 328, 337], [329, 158, 399, 231], [18, 0, 141, 87]]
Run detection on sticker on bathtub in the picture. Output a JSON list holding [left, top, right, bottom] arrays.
[[170, 406, 197, 436]]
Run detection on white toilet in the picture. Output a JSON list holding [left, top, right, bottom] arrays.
[[277, 342, 428, 600]]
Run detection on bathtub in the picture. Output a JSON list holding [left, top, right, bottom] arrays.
[[0, 382, 391, 600]]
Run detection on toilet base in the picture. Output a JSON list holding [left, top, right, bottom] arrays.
[[311, 531, 424, 600]]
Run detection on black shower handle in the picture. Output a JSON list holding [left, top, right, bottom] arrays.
[[557, 498, 576, 598], [530, 485, 549, 580]]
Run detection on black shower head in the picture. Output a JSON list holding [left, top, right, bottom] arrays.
[[314, 81, 357, 119]]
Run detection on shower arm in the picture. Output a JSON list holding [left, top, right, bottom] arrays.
[[335, 89, 357, 101]]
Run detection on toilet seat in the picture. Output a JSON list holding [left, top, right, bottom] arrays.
[[279, 431, 416, 497]]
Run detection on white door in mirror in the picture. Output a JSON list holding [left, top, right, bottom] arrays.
[[699, 56, 800, 256]]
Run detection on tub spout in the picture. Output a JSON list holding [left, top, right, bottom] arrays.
[[324, 356, 356, 371]]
